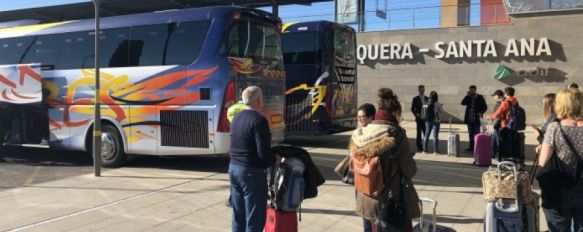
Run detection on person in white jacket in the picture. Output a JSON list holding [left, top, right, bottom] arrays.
[[423, 91, 444, 154]]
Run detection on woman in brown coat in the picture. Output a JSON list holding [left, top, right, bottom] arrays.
[[351, 88, 419, 232]]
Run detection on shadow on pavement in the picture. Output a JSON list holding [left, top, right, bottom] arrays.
[[4, 179, 230, 194], [308, 147, 491, 189], [283, 134, 351, 149], [301, 208, 357, 216], [125, 155, 229, 174], [0, 147, 230, 191], [431, 214, 484, 225], [1, 146, 92, 166]]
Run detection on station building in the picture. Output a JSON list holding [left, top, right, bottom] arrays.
[[357, 0, 583, 124]]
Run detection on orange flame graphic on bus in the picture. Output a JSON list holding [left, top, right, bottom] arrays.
[[228, 57, 263, 74], [0, 64, 42, 104], [50, 66, 217, 133]]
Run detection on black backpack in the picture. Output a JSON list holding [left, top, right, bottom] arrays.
[[424, 102, 435, 122], [508, 103, 526, 131], [271, 145, 325, 199]]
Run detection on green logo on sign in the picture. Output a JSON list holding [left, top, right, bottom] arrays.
[[494, 65, 511, 80]]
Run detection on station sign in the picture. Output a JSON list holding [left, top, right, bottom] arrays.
[[357, 37, 553, 64]]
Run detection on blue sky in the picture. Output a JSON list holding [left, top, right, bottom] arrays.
[[1, 0, 482, 31], [0, 0, 88, 11]]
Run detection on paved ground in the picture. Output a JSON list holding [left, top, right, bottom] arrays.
[[0, 122, 547, 232]]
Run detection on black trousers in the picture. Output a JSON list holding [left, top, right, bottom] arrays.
[[543, 183, 583, 232], [415, 118, 425, 151], [467, 122, 480, 150]]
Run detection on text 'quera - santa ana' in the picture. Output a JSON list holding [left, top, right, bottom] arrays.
[[356, 38, 553, 64]]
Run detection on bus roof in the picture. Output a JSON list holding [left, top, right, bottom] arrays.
[[0, 0, 331, 24], [0, 6, 279, 39], [282, 20, 355, 33]]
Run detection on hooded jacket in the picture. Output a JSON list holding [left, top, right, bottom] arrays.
[[349, 120, 420, 220], [489, 96, 519, 128]]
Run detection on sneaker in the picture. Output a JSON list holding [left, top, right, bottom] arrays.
[[433, 151, 440, 155], [422, 150, 429, 154]]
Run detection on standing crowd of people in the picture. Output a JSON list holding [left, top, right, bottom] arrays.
[[350, 83, 583, 231], [225, 83, 582, 232]]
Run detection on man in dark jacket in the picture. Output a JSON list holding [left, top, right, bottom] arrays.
[[229, 86, 281, 232], [461, 85, 487, 152], [411, 85, 429, 152]]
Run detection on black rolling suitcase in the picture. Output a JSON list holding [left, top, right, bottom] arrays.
[[498, 128, 525, 163]]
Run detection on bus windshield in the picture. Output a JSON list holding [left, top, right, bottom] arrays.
[[282, 32, 320, 65], [334, 29, 355, 62], [227, 21, 282, 62]]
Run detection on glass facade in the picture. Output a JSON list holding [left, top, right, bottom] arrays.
[[505, 0, 583, 14], [258, 0, 482, 32]]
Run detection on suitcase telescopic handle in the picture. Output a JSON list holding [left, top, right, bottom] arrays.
[[496, 161, 518, 181], [418, 198, 437, 232], [495, 161, 521, 211]]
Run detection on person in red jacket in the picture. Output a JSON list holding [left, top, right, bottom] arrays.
[[488, 87, 519, 128]]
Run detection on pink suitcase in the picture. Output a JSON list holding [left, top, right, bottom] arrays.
[[473, 132, 492, 167]]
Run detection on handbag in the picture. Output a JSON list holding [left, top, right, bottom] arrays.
[[482, 162, 532, 202], [377, 174, 406, 231], [401, 177, 421, 219], [334, 154, 354, 185], [536, 124, 583, 210], [536, 152, 564, 210]]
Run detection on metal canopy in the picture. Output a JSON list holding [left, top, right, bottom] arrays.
[[0, 0, 327, 23]]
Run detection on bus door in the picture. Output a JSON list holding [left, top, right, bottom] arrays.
[[328, 26, 357, 131], [0, 64, 49, 146]]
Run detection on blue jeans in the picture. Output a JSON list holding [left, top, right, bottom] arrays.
[[491, 128, 500, 158], [423, 122, 440, 152], [229, 163, 268, 232]]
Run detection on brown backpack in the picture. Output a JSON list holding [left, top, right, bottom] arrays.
[[351, 155, 384, 197]]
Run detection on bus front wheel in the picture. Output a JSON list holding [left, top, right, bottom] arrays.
[[97, 124, 126, 168]]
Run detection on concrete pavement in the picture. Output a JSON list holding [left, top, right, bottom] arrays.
[[0, 122, 547, 232]]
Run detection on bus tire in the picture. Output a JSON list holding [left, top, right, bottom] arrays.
[[99, 124, 126, 168]]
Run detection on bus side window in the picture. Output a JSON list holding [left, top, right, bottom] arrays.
[[59, 31, 94, 69], [0, 37, 34, 65], [165, 21, 210, 65], [101, 27, 130, 68], [129, 24, 167, 66], [21, 34, 58, 69]]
